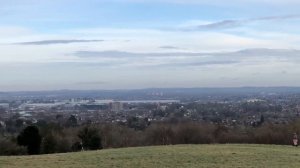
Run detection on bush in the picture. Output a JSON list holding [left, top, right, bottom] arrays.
[[78, 126, 103, 150], [145, 123, 175, 145], [41, 133, 57, 154], [99, 124, 143, 148], [0, 137, 26, 156]]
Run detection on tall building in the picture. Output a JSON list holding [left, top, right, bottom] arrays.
[[111, 102, 123, 112]]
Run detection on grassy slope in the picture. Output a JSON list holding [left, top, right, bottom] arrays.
[[1, 144, 300, 168]]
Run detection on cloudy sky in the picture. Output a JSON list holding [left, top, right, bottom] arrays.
[[1, 0, 300, 91]]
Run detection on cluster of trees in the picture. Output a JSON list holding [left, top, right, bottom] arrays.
[[0, 124, 103, 155], [1, 119, 300, 156]]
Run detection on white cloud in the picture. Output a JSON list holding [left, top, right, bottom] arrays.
[[1, 25, 300, 63], [1, 25, 300, 90]]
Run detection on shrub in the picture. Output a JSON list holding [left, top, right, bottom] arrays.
[[78, 126, 103, 150], [0, 137, 26, 156]]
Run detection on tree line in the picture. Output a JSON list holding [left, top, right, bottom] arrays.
[[1, 119, 300, 156]]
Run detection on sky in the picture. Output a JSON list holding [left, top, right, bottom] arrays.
[[1, 0, 300, 91]]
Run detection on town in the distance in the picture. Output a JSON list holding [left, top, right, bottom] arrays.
[[1, 87, 300, 130]]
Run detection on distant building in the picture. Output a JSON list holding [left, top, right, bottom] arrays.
[[157, 104, 167, 111], [0, 121, 6, 128], [246, 99, 265, 103], [111, 102, 123, 112], [0, 103, 9, 110]]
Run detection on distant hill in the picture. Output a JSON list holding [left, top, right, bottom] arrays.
[[1, 144, 300, 168], [1, 87, 300, 100]]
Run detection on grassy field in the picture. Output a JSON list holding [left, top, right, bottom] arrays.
[[0, 144, 300, 168]]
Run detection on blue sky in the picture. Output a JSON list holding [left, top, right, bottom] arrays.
[[1, 0, 300, 91]]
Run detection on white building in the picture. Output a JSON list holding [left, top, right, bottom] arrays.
[[0, 103, 9, 110]]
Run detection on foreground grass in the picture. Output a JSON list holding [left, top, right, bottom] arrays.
[[1, 144, 300, 168]]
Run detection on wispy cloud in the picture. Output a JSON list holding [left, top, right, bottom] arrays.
[[73, 48, 300, 59], [159, 46, 181, 50], [161, 60, 240, 67], [70, 48, 300, 68], [73, 50, 207, 58], [14, 39, 104, 45], [186, 14, 300, 30]]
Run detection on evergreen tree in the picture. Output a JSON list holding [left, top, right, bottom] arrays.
[[17, 125, 42, 155]]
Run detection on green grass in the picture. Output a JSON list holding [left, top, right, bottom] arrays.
[[1, 144, 300, 168]]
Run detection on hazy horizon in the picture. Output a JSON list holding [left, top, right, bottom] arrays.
[[1, 0, 300, 91], [2, 86, 300, 93]]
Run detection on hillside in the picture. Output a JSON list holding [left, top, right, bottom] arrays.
[[0, 144, 300, 168]]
